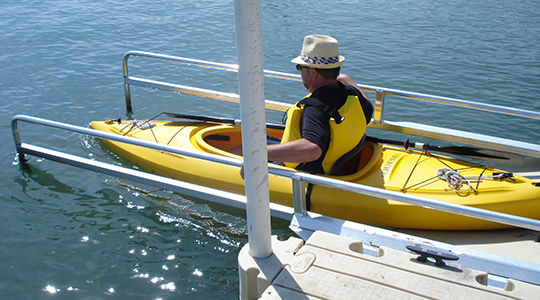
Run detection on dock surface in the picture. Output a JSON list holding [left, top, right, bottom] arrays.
[[239, 231, 540, 300]]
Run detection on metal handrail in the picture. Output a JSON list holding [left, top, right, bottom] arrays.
[[123, 51, 298, 113], [123, 50, 540, 121], [11, 114, 540, 232], [121, 51, 540, 158]]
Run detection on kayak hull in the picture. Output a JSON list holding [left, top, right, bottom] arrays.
[[90, 119, 540, 230]]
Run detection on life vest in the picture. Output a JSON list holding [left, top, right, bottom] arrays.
[[281, 91, 367, 174]]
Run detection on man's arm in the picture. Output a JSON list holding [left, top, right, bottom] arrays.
[[338, 73, 374, 124], [267, 138, 322, 163], [240, 138, 322, 179], [337, 73, 370, 101]]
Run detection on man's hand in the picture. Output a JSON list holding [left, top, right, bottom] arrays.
[[239, 163, 245, 180], [338, 73, 370, 100], [337, 73, 355, 85]]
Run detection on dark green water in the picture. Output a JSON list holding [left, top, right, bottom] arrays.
[[1, 0, 539, 298]]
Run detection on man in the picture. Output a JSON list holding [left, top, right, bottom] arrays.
[[240, 34, 373, 177]]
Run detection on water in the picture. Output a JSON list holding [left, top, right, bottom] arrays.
[[1, 0, 539, 298]]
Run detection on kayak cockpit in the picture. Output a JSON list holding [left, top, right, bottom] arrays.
[[193, 124, 380, 177]]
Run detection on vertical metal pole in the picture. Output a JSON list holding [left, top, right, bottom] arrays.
[[10, 118, 27, 164], [291, 175, 307, 215], [373, 89, 385, 124], [123, 53, 133, 113], [234, 0, 272, 258]]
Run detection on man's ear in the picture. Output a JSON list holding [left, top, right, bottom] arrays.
[[309, 67, 318, 78]]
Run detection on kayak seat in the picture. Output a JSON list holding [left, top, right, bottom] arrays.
[[204, 133, 236, 149], [205, 134, 230, 142], [330, 135, 367, 176]]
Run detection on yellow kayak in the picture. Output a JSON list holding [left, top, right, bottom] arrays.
[[90, 117, 540, 230]]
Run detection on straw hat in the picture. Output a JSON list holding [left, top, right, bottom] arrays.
[[291, 35, 345, 69]]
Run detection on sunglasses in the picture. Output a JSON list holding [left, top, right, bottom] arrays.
[[296, 64, 308, 71]]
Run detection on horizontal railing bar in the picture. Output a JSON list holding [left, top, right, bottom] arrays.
[[124, 50, 238, 72], [125, 76, 291, 112], [12, 114, 540, 232], [297, 172, 540, 231], [372, 87, 540, 120], [12, 115, 240, 167], [18, 143, 295, 221], [124, 50, 301, 81], [372, 121, 540, 159]]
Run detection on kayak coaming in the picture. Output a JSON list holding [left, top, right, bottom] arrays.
[[89, 119, 540, 230]]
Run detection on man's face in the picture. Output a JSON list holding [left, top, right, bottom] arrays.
[[300, 67, 313, 91]]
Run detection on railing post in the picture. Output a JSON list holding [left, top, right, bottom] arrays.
[[10, 118, 27, 164], [123, 53, 133, 113], [373, 89, 385, 124], [292, 174, 307, 215]]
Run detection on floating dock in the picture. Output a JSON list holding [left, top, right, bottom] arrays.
[[239, 231, 540, 300]]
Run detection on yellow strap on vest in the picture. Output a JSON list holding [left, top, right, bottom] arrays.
[[281, 103, 304, 169]]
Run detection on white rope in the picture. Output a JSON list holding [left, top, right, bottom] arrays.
[[119, 120, 155, 133], [134, 120, 155, 130], [437, 168, 471, 193]]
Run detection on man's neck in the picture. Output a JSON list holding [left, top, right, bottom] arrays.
[[308, 79, 339, 93]]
